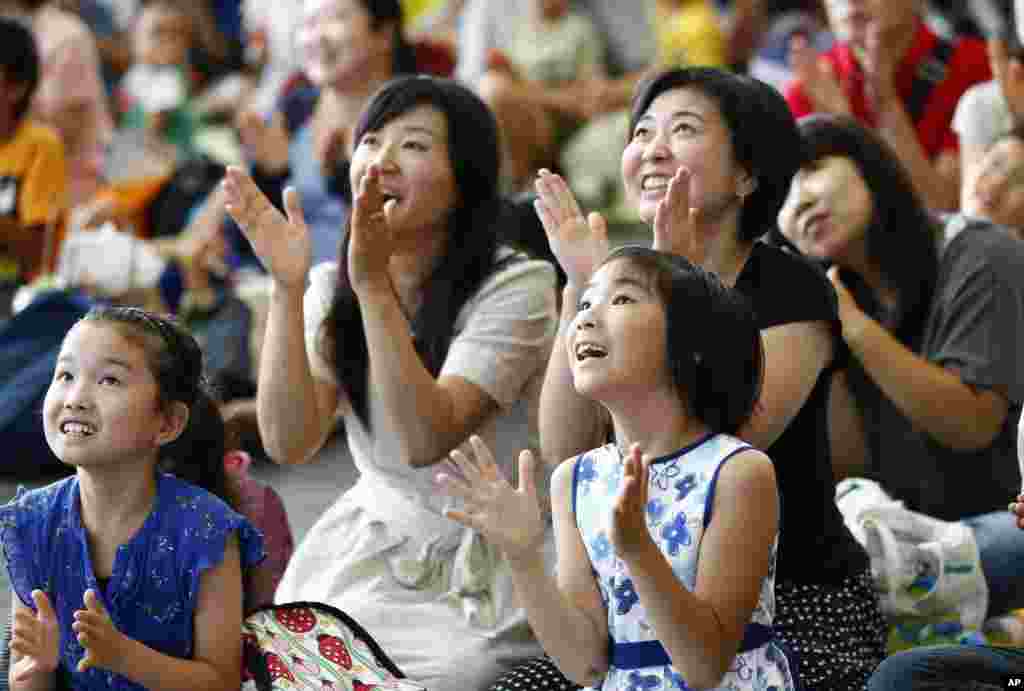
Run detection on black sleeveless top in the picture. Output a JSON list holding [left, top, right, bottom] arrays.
[[735, 240, 869, 584]]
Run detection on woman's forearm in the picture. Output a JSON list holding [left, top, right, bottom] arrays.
[[257, 283, 334, 464], [356, 280, 491, 466], [539, 284, 607, 465], [876, 97, 959, 211], [848, 317, 1007, 450], [508, 554, 608, 687]]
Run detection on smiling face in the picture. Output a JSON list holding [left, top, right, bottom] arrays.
[[964, 136, 1024, 230], [297, 0, 392, 88], [568, 258, 670, 403], [133, 2, 191, 66], [43, 322, 178, 470], [778, 155, 874, 263], [621, 86, 751, 229], [349, 103, 459, 243], [823, 0, 919, 48]]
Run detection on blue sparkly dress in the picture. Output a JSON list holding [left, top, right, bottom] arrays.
[[0, 472, 265, 690], [573, 434, 797, 691]]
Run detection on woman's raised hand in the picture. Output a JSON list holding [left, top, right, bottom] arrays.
[[10, 590, 59, 682], [438, 435, 547, 566], [534, 169, 609, 289], [348, 164, 399, 295], [788, 35, 851, 116], [235, 110, 291, 176], [652, 167, 711, 266], [222, 166, 312, 291]]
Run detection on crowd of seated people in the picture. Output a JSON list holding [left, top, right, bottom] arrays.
[[2, 0, 1024, 689]]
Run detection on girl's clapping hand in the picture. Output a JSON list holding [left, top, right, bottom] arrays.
[[438, 435, 547, 565], [610, 444, 655, 560], [73, 589, 127, 673], [10, 590, 59, 681]]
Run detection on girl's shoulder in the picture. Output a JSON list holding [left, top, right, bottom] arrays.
[[0, 476, 77, 522], [155, 474, 266, 568]]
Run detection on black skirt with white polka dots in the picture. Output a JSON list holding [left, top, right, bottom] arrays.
[[774, 568, 888, 691], [489, 568, 887, 691], [489, 655, 580, 691]]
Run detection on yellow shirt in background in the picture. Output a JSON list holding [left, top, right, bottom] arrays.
[[401, 0, 446, 27], [0, 120, 67, 279], [656, 0, 727, 68]]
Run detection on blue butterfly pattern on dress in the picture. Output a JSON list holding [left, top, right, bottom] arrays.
[[661, 513, 692, 557]]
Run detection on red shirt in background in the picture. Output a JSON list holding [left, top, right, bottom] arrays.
[[784, 19, 991, 159]]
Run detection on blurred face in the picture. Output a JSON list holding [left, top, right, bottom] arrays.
[[43, 323, 174, 470], [568, 259, 669, 403], [964, 136, 1024, 231], [350, 104, 459, 243], [823, 0, 920, 48], [622, 87, 751, 229], [298, 0, 391, 88], [134, 4, 191, 66], [538, 0, 569, 21], [778, 155, 874, 262]]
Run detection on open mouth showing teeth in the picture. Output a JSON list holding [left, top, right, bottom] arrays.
[[642, 175, 669, 191], [61, 421, 95, 436], [381, 193, 402, 204], [575, 343, 608, 361]]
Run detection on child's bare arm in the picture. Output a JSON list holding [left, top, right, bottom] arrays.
[[621, 449, 779, 690], [531, 457, 609, 685], [74, 536, 244, 691]]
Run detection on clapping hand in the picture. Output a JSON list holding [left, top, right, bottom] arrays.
[[989, 38, 1024, 124], [10, 590, 59, 682], [73, 589, 126, 674], [235, 110, 291, 175], [533, 169, 609, 289], [348, 164, 400, 295], [610, 444, 656, 560], [438, 436, 546, 565], [1010, 493, 1024, 529], [652, 167, 712, 267], [222, 166, 312, 291], [863, 21, 902, 108], [788, 34, 851, 116]]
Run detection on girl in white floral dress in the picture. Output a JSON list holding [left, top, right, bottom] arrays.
[[439, 246, 797, 691]]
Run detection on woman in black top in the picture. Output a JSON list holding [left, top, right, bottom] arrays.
[[497, 67, 884, 691]]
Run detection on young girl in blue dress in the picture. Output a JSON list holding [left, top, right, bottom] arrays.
[[438, 246, 797, 691], [0, 306, 265, 691]]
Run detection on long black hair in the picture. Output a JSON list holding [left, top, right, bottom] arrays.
[[597, 246, 765, 435], [361, 0, 418, 76], [320, 76, 504, 428], [0, 17, 39, 123], [628, 67, 805, 243], [795, 115, 939, 347], [77, 306, 234, 506]]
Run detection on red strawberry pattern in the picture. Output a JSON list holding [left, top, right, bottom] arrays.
[[317, 634, 352, 669], [265, 652, 296, 682], [352, 682, 378, 691], [276, 606, 317, 633]]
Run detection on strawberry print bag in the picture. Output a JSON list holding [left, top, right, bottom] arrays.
[[242, 601, 428, 691]]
